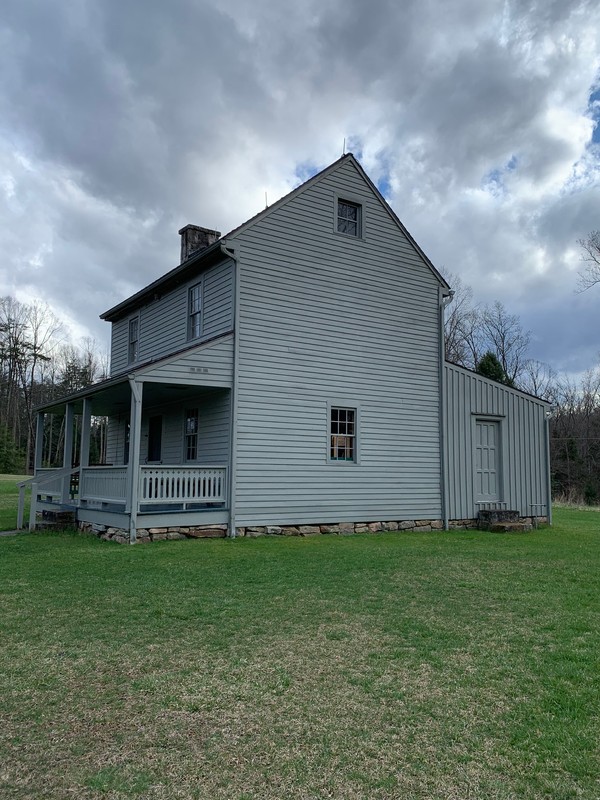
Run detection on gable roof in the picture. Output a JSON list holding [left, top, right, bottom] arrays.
[[101, 153, 450, 322]]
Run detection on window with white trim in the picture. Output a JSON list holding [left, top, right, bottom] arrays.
[[185, 408, 199, 461], [330, 406, 356, 461], [128, 317, 139, 364], [337, 199, 361, 237], [189, 283, 202, 339]]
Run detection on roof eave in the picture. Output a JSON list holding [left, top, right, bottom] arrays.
[[100, 239, 225, 323]]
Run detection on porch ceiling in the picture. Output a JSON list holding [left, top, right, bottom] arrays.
[[39, 381, 227, 417]]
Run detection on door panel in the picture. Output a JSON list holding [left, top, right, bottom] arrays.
[[475, 421, 500, 502]]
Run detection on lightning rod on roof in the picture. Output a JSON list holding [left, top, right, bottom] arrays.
[[265, 191, 268, 208], [342, 137, 346, 155]]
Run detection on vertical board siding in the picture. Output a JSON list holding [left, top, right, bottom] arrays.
[[444, 362, 549, 519], [231, 158, 443, 526], [109, 259, 234, 376]]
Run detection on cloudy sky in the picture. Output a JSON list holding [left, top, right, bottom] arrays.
[[1, 0, 599, 374]]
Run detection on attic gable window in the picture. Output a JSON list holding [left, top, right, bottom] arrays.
[[128, 317, 139, 364], [337, 199, 361, 237], [189, 283, 202, 339]]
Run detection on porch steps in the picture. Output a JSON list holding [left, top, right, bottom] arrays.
[[478, 509, 531, 534], [487, 521, 531, 533], [37, 509, 77, 531]]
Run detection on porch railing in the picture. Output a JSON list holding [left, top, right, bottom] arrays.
[[80, 466, 128, 504], [17, 466, 79, 530], [139, 466, 227, 505], [21, 465, 227, 527], [33, 468, 66, 500]]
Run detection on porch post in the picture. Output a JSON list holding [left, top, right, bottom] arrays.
[[34, 412, 44, 471], [126, 378, 143, 544], [80, 399, 92, 468], [78, 398, 92, 510], [61, 403, 75, 505]]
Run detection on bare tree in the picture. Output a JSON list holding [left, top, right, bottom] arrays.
[[577, 231, 600, 291], [520, 359, 557, 401], [479, 301, 531, 387], [440, 270, 483, 368], [440, 274, 531, 386]]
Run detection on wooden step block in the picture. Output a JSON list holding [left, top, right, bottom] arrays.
[[488, 522, 531, 533]]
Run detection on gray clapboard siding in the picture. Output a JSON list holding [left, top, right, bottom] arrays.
[[444, 362, 550, 519], [139, 388, 231, 465], [109, 258, 234, 376], [229, 157, 444, 526], [137, 334, 234, 387], [106, 417, 127, 465], [110, 319, 128, 376], [106, 388, 230, 467]]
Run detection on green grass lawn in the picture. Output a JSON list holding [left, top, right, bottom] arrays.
[[0, 473, 28, 531], [0, 509, 599, 799]]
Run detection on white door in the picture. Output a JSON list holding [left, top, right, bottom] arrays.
[[475, 421, 500, 502]]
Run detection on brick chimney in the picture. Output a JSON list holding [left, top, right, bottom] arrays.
[[179, 225, 221, 263]]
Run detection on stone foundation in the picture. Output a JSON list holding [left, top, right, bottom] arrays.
[[78, 515, 549, 544], [236, 519, 445, 537], [77, 521, 227, 543]]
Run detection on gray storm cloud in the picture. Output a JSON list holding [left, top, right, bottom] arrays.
[[0, 0, 598, 372]]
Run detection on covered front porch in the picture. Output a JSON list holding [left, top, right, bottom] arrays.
[[19, 367, 232, 542]]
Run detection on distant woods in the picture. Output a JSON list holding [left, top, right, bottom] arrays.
[[443, 271, 600, 506], [0, 296, 108, 474]]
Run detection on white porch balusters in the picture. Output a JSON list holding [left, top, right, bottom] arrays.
[[139, 466, 227, 505]]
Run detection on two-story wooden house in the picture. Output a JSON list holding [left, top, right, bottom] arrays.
[[21, 154, 551, 541]]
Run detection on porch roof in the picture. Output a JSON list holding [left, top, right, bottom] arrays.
[[36, 333, 233, 416]]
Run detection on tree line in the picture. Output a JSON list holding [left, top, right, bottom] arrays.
[[0, 296, 107, 474]]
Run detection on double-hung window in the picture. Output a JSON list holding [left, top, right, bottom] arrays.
[[185, 408, 199, 461], [337, 199, 361, 237], [128, 317, 139, 364], [189, 283, 202, 339], [330, 406, 357, 462]]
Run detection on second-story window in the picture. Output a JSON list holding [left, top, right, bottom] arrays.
[[189, 283, 202, 339], [128, 317, 139, 363]]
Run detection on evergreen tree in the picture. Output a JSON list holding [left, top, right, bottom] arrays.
[[476, 351, 513, 386]]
